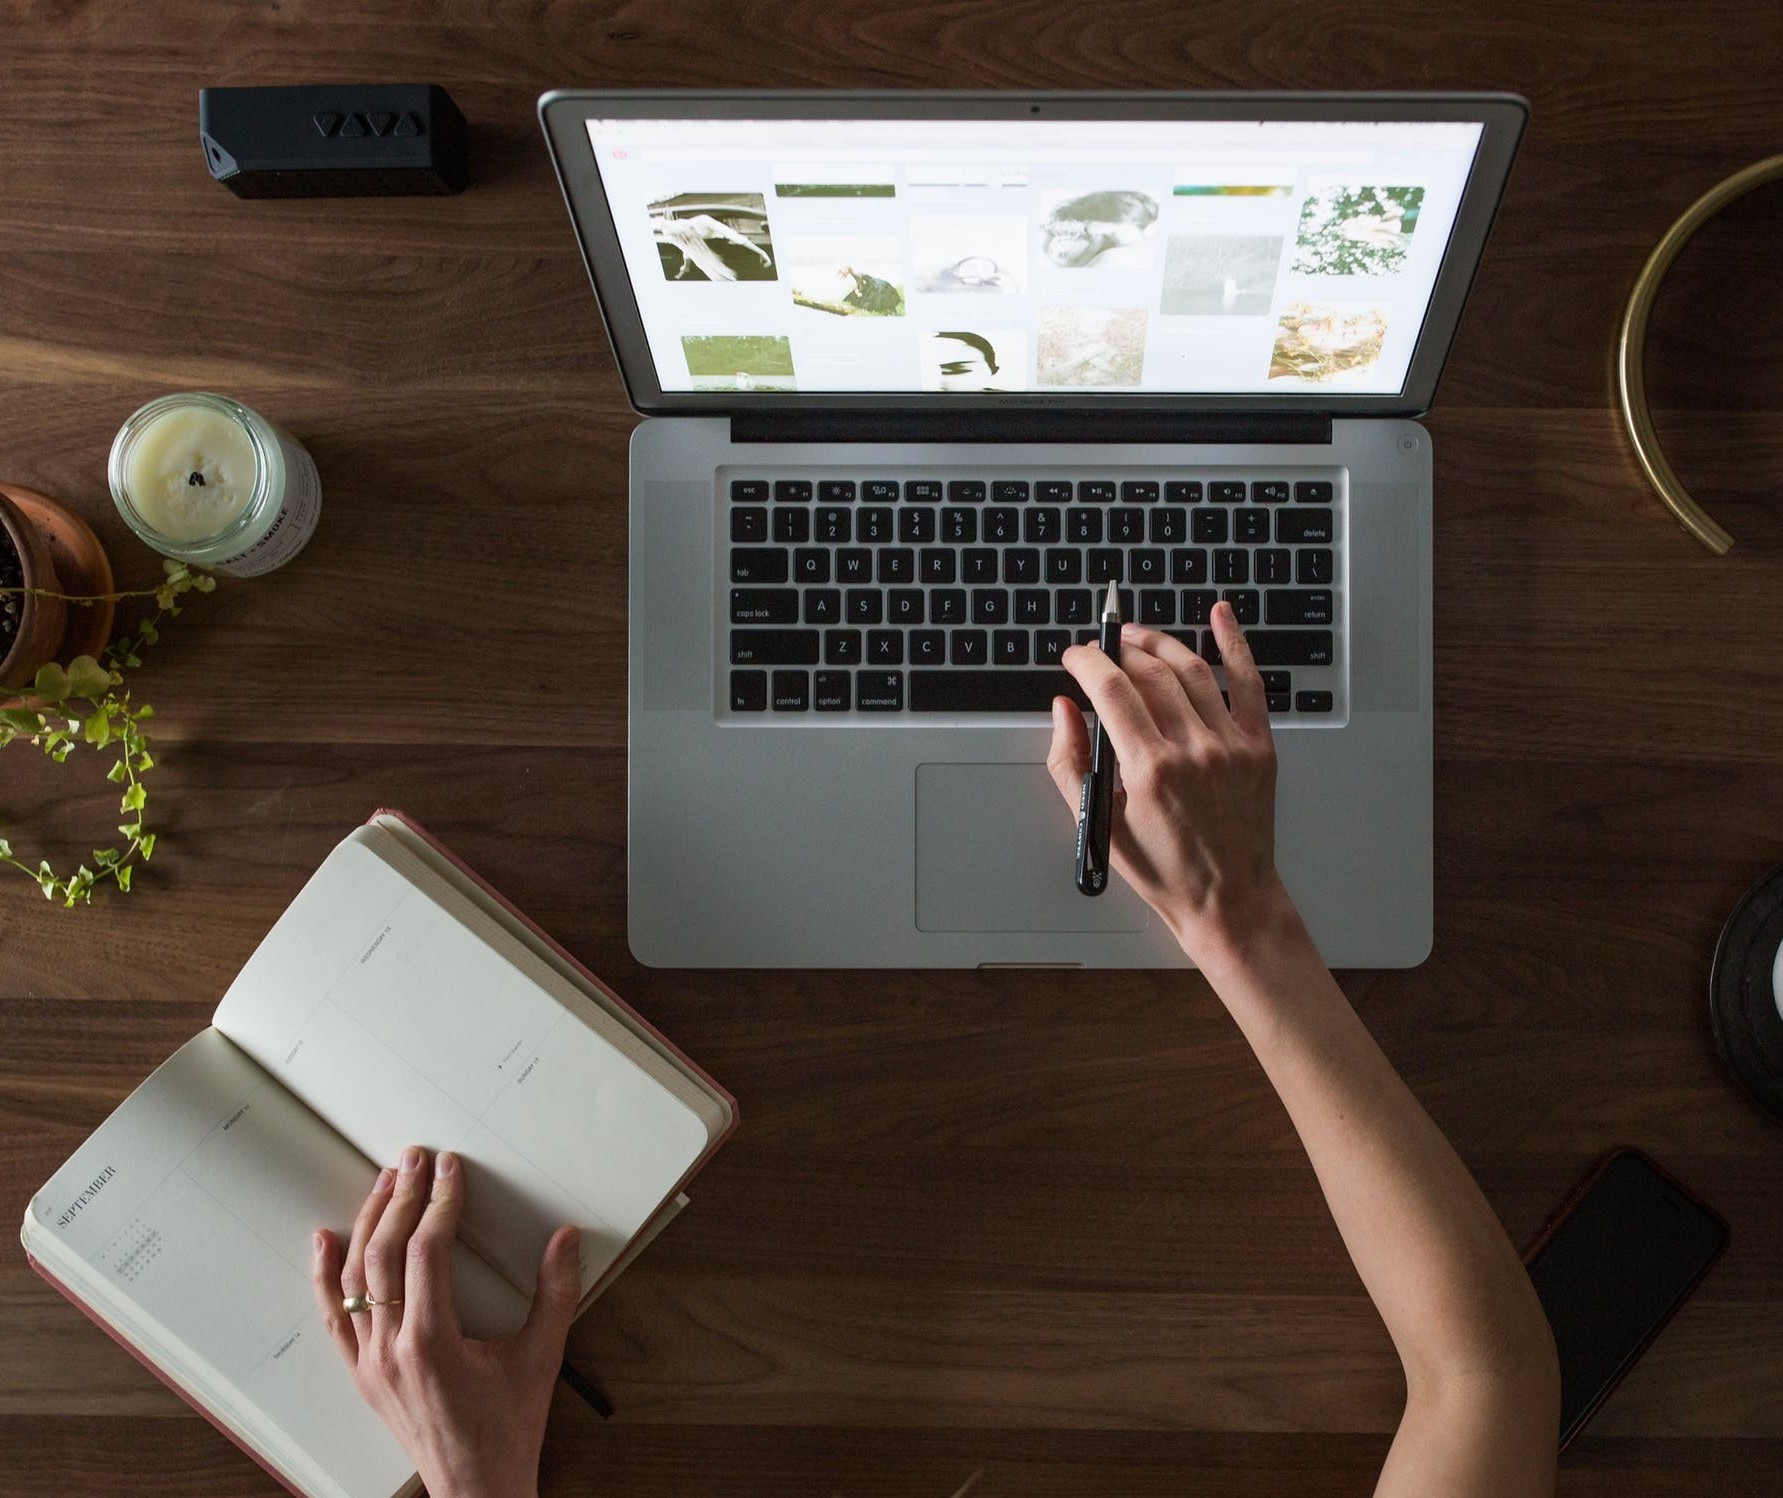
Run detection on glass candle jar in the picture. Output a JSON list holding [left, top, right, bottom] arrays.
[[108, 393, 322, 576]]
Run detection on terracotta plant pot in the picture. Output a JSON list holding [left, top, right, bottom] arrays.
[[0, 488, 67, 691]]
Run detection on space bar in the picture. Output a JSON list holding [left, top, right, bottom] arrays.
[[909, 671, 1091, 713]]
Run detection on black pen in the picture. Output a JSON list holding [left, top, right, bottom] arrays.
[[1074, 580, 1121, 896]]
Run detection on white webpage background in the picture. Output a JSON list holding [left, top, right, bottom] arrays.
[[584, 116, 1483, 395]]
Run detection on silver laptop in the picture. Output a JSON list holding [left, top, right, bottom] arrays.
[[538, 90, 1526, 968]]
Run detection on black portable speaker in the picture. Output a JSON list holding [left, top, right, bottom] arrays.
[[198, 84, 467, 198]]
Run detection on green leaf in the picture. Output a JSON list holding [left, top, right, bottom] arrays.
[[136, 751, 155, 771], [0, 708, 44, 733], [163, 558, 183, 577], [94, 848, 119, 867], [106, 760, 127, 783], [116, 864, 133, 892], [118, 822, 141, 838], [66, 655, 111, 698], [134, 705, 154, 720], [50, 740, 73, 763], [124, 653, 142, 668], [84, 711, 113, 747], [139, 833, 156, 860], [195, 574, 216, 593], [0, 838, 10, 858], [137, 621, 159, 645], [32, 662, 70, 702], [121, 782, 147, 812]]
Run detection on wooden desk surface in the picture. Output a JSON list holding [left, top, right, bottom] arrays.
[[3, 5, 1781, 1494]]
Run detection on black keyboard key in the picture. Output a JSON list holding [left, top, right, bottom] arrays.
[[863, 479, 900, 502], [1210, 481, 1246, 503], [1165, 481, 1203, 504], [1247, 630, 1335, 666], [1024, 507, 1062, 544], [858, 507, 894, 543], [1294, 480, 1334, 504], [950, 631, 989, 666], [898, 507, 937, 544], [731, 507, 768, 542], [920, 548, 956, 584], [942, 508, 978, 544], [731, 629, 819, 665], [845, 589, 883, 624], [906, 480, 943, 503], [1296, 690, 1334, 713], [1121, 480, 1160, 503], [815, 670, 850, 711], [1110, 508, 1145, 544], [1253, 480, 1290, 504], [730, 669, 767, 710], [731, 588, 798, 624], [1056, 589, 1092, 625], [837, 549, 871, 584], [887, 589, 924, 625], [1235, 507, 1271, 544], [1265, 589, 1334, 625], [1192, 509, 1228, 544], [1166, 629, 1200, 655], [731, 479, 768, 503], [771, 670, 809, 711], [818, 480, 856, 503], [984, 507, 1020, 543], [856, 672, 904, 711], [815, 506, 852, 543], [1003, 549, 1041, 584], [909, 629, 945, 665], [993, 480, 1031, 503], [775, 479, 813, 503], [972, 588, 1010, 625], [947, 480, 986, 503], [1015, 588, 1051, 624], [731, 547, 789, 583], [877, 548, 914, 584], [1171, 548, 1209, 584], [1067, 508, 1102, 544], [930, 589, 967, 624], [1222, 588, 1260, 625], [1150, 508, 1187, 544], [1214, 548, 1250, 585], [869, 629, 904, 665], [1260, 670, 1291, 694], [1297, 549, 1334, 585], [1267, 692, 1291, 714], [910, 670, 1089, 713], [1078, 480, 1116, 504], [1129, 549, 1165, 585], [1035, 629, 1071, 665], [1140, 589, 1176, 625], [1256, 547, 1291, 585], [1037, 480, 1074, 503], [794, 548, 830, 584], [1077, 629, 1101, 646], [773, 508, 811, 544], [993, 629, 1030, 665], [1044, 548, 1082, 584], [804, 589, 841, 625], [1278, 510, 1334, 544], [1087, 549, 1123, 583], [1181, 589, 1217, 624]]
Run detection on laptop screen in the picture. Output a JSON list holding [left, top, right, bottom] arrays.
[[582, 115, 1485, 399]]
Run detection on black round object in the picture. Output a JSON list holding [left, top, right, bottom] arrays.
[[1709, 861, 1783, 1125]]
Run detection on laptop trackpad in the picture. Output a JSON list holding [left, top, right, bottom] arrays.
[[914, 763, 1151, 933]]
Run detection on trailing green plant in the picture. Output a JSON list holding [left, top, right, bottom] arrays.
[[0, 559, 214, 905]]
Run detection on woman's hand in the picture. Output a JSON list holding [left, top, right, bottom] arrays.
[[1047, 601, 1289, 963], [311, 1146, 582, 1498]]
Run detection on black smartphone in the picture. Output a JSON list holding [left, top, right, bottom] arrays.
[[1523, 1148, 1729, 1450]]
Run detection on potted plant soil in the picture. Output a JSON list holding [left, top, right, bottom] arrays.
[[0, 488, 68, 690]]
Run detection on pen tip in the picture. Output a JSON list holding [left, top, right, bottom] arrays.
[[1104, 579, 1119, 619]]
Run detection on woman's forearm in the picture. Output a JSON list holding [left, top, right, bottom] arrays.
[[1197, 880, 1558, 1397]]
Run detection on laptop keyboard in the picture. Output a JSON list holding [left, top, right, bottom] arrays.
[[723, 471, 1345, 721]]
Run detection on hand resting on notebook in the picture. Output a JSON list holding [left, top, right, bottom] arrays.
[[312, 1147, 579, 1498], [1048, 601, 1560, 1498]]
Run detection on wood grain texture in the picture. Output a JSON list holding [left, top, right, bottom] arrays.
[[3, 1, 1781, 1494]]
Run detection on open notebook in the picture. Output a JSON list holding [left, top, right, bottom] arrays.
[[20, 811, 736, 1498]]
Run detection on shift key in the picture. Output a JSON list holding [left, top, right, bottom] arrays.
[[1245, 630, 1334, 666], [731, 629, 819, 665]]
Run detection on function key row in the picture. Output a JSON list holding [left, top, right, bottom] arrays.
[[731, 478, 1335, 505], [731, 505, 1335, 548]]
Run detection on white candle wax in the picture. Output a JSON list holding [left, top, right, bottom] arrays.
[[120, 403, 258, 542]]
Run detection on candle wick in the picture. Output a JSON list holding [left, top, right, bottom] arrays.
[[187, 471, 206, 487]]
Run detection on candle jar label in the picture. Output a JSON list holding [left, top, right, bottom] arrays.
[[210, 428, 321, 577]]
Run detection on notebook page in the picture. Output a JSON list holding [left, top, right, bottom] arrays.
[[22, 1028, 521, 1498], [212, 836, 712, 1297]]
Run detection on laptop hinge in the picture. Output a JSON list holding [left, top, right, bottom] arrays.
[[729, 410, 1333, 447]]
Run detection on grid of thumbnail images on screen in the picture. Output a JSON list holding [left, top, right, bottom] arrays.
[[643, 172, 1428, 392]]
